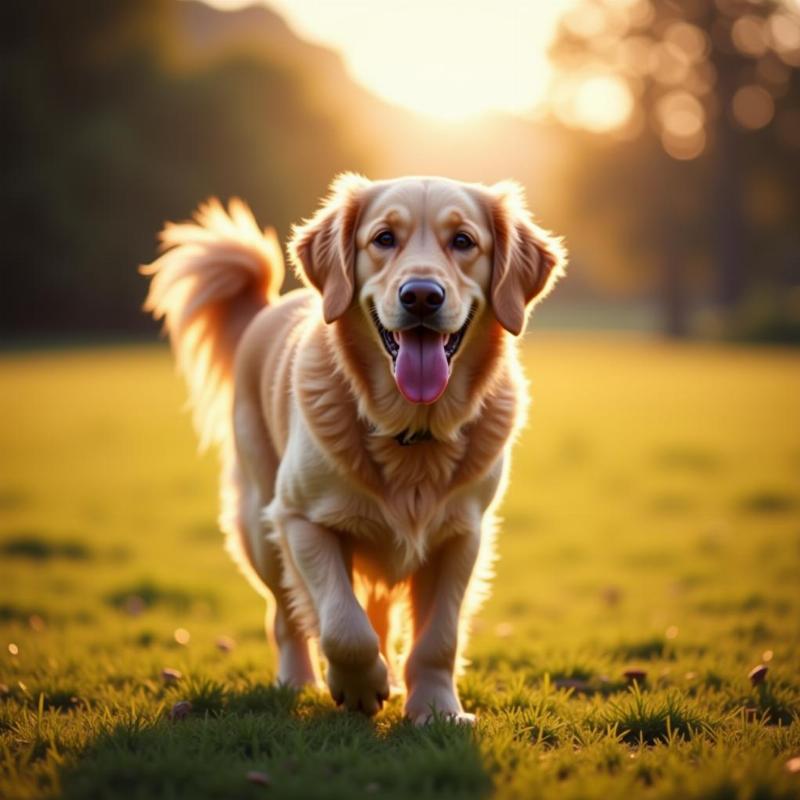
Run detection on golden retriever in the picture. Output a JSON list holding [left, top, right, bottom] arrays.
[[142, 174, 565, 723]]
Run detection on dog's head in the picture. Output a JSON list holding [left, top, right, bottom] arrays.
[[290, 174, 565, 405]]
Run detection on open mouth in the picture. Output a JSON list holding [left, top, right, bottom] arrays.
[[370, 306, 474, 405]]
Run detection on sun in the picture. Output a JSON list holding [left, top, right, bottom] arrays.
[[204, 0, 572, 120], [564, 74, 635, 133]]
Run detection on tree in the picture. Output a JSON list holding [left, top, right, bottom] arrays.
[[548, 0, 800, 337], [0, 1, 370, 335]]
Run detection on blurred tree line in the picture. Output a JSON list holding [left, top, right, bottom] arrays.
[[548, 0, 800, 340], [1, 0, 368, 336], [3, 0, 798, 341]]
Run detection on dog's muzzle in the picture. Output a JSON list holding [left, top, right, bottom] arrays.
[[370, 305, 474, 405]]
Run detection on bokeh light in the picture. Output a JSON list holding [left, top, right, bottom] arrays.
[[732, 84, 776, 130], [768, 12, 800, 67], [563, 2, 610, 38], [554, 72, 635, 132], [174, 627, 191, 645], [616, 35, 655, 75], [657, 91, 705, 137], [663, 21, 709, 62], [622, 0, 656, 28], [661, 126, 706, 160], [731, 14, 768, 56], [651, 41, 692, 85], [656, 90, 706, 160]]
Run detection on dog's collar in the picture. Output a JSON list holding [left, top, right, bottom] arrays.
[[366, 423, 434, 446], [394, 428, 434, 447]]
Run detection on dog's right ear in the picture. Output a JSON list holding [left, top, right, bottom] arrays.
[[289, 173, 371, 323]]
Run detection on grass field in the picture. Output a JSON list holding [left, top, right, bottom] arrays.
[[1, 334, 799, 800]]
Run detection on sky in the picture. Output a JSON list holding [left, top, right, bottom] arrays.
[[202, 0, 572, 120]]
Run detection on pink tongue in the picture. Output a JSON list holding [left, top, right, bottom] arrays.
[[394, 328, 450, 404]]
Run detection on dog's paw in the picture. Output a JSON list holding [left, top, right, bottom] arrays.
[[405, 684, 472, 726], [327, 655, 390, 716]]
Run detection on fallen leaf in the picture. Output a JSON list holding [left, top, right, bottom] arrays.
[[246, 770, 272, 786]]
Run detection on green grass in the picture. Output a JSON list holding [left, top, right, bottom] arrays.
[[1, 334, 799, 799]]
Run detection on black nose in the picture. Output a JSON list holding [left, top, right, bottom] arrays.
[[399, 279, 445, 317]]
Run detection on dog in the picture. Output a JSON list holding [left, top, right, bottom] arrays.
[[142, 174, 565, 723]]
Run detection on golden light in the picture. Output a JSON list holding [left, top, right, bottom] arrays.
[[612, 105, 646, 140], [768, 12, 800, 66], [732, 84, 775, 130], [684, 62, 717, 96], [174, 627, 191, 645], [731, 15, 768, 57], [656, 90, 706, 160], [769, 12, 800, 51], [665, 625, 679, 639], [562, 2, 609, 39], [566, 74, 635, 132], [616, 35, 656, 76], [651, 41, 692, 85], [250, 0, 573, 120], [656, 91, 704, 133], [622, 0, 656, 29], [663, 108, 702, 138], [663, 21, 709, 62], [661, 128, 706, 160]]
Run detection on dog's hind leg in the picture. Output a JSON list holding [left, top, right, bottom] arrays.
[[260, 527, 320, 687], [223, 432, 320, 689]]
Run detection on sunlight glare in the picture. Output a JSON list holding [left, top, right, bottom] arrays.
[[204, 0, 571, 120], [569, 74, 635, 132]]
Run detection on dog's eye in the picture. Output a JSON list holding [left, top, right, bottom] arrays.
[[452, 232, 476, 251], [373, 230, 396, 248]]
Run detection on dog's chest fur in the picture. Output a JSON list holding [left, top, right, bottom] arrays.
[[272, 411, 504, 581], [264, 313, 518, 584]]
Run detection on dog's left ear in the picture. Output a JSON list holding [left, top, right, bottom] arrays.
[[487, 181, 567, 336], [289, 173, 371, 323]]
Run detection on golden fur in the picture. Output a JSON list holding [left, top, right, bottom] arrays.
[[143, 174, 565, 722]]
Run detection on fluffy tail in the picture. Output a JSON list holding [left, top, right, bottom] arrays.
[[141, 198, 284, 450]]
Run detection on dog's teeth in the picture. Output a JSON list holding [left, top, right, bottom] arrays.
[[393, 332, 400, 344]]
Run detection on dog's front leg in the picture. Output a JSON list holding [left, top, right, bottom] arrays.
[[404, 530, 480, 725], [284, 515, 389, 715]]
